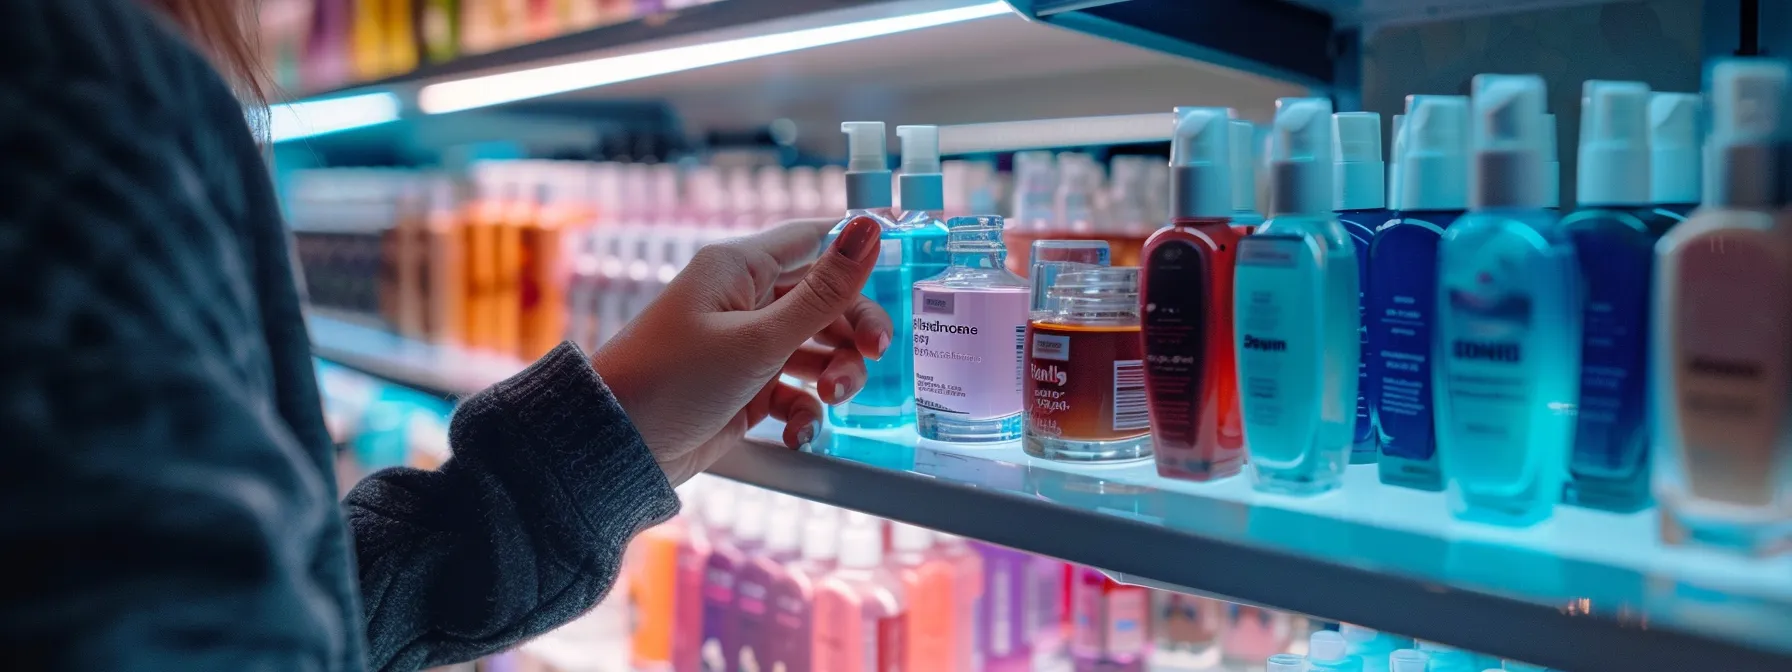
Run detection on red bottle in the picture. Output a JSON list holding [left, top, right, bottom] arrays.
[[1141, 107, 1246, 482]]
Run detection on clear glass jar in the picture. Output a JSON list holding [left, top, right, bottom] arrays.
[[911, 216, 1031, 443], [1023, 266, 1153, 462]]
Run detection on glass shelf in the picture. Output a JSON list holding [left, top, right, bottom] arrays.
[[309, 315, 1792, 671]]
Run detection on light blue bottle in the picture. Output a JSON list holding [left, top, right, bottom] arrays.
[[1372, 95, 1470, 492], [825, 122, 926, 429], [1433, 75, 1580, 526], [1333, 111, 1391, 464], [1307, 631, 1365, 672], [1415, 642, 1478, 672], [1235, 97, 1362, 496]]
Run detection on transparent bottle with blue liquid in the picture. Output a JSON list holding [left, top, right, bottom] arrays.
[[1433, 75, 1580, 526], [1234, 97, 1362, 496], [1332, 112, 1391, 465], [1558, 81, 1667, 513], [1371, 95, 1470, 492], [824, 121, 944, 429]]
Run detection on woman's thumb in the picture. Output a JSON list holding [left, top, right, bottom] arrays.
[[761, 216, 881, 345]]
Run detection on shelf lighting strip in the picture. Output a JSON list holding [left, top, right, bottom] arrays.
[[268, 91, 403, 144], [416, 1, 1013, 114]]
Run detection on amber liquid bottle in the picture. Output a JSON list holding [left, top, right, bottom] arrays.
[[462, 165, 504, 351], [1142, 107, 1245, 482], [1024, 266, 1151, 462], [422, 177, 465, 345]]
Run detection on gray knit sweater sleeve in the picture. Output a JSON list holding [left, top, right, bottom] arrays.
[[0, 1, 680, 671]]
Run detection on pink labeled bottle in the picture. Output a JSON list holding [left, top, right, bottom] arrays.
[[734, 493, 799, 672], [970, 542, 1033, 672], [767, 503, 842, 672], [911, 215, 1031, 443], [673, 480, 715, 672], [891, 524, 956, 672], [814, 513, 907, 672], [1070, 567, 1151, 672], [698, 482, 745, 672], [932, 533, 985, 672]]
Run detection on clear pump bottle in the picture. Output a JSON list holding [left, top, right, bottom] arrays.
[[826, 122, 917, 429], [912, 216, 1030, 442], [1654, 58, 1792, 554], [1333, 111, 1391, 464], [1235, 97, 1362, 496], [1648, 92, 1702, 220], [1434, 74, 1580, 526]]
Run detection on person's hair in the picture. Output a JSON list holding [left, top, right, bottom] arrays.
[[139, 0, 269, 105]]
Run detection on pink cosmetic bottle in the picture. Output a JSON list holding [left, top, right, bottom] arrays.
[[734, 493, 798, 672], [814, 513, 908, 672], [891, 524, 955, 672], [672, 479, 714, 672], [1070, 566, 1151, 672], [698, 482, 744, 672], [932, 533, 985, 672], [766, 502, 841, 672]]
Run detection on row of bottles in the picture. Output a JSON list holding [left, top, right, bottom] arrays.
[[823, 60, 1792, 549], [259, 0, 731, 93]]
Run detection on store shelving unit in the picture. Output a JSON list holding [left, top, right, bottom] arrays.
[[312, 316, 1792, 672]]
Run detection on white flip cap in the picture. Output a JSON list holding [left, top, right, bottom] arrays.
[[1708, 58, 1789, 207], [1401, 95, 1471, 211], [1333, 111, 1386, 210], [1309, 631, 1349, 663], [1231, 119, 1258, 215], [1338, 622, 1378, 644], [733, 487, 769, 542], [1469, 74, 1549, 209], [701, 480, 737, 529], [800, 504, 840, 563], [1266, 654, 1306, 672], [891, 522, 934, 552], [837, 513, 885, 569], [764, 493, 803, 554], [1268, 97, 1335, 216], [1170, 106, 1233, 218], [1649, 92, 1702, 205], [1577, 80, 1652, 206], [1389, 649, 1430, 672]]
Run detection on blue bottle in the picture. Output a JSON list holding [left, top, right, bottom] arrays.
[[1333, 112, 1391, 464], [1235, 97, 1362, 495], [1370, 95, 1470, 491], [1434, 74, 1580, 526], [1559, 81, 1668, 513]]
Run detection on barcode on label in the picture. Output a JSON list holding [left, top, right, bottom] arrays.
[[1113, 360, 1148, 431], [1015, 325, 1027, 393]]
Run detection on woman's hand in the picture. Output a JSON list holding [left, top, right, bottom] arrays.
[[592, 216, 889, 485]]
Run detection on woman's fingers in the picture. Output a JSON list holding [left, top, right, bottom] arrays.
[[775, 284, 893, 360], [769, 382, 825, 448], [783, 343, 868, 405]]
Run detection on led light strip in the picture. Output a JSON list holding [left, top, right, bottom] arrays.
[[269, 92, 403, 144], [417, 1, 1012, 115]]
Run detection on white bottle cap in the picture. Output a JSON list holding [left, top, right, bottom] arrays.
[[1470, 74, 1549, 209], [1577, 81, 1652, 206], [1266, 653, 1307, 672], [1401, 95, 1470, 211], [764, 493, 803, 554], [1268, 97, 1335, 216], [840, 121, 893, 209], [1649, 92, 1703, 205], [800, 503, 841, 563], [1310, 631, 1349, 663], [733, 487, 769, 543], [838, 514, 885, 569], [1389, 649, 1430, 672], [1542, 114, 1561, 208], [1389, 114, 1407, 210], [1706, 59, 1789, 208], [891, 522, 934, 552], [897, 125, 945, 212], [1169, 106, 1233, 218], [701, 480, 737, 529], [1334, 111, 1386, 210], [1231, 119, 1258, 215], [1338, 622, 1378, 644]]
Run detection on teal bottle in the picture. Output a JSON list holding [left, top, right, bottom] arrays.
[[1434, 75, 1580, 526], [1235, 97, 1362, 496]]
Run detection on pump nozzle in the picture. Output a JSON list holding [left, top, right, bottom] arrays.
[[897, 125, 944, 212], [1268, 97, 1334, 216], [1649, 92, 1702, 205], [1706, 58, 1790, 208], [1542, 113, 1561, 208], [1577, 80, 1651, 206], [1169, 106, 1231, 218], [1230, 119, 1258, 216], [1333, 111, 1385, 210], [1469, 74, 1549, 208], [1389, 114, 1407, 210], [840, 121, 893, 210], [1401, 96, 1470, 211]]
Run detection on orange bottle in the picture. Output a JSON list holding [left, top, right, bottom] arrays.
[[423, 177, 466, 345], [462, 163, 506, 351], [629, 517, 682, 672], [891, 523, 956, 672], [491, 163, 532, 357], [520, 163, 583, 359]]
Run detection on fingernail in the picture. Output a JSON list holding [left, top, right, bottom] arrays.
[[875, 332, 891, 360], [832, 380, 848, 404], [795, 419, 818, 447], [832, 216, 880, 262]]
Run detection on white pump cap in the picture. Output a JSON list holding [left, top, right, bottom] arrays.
[[838, 512, 885, 569], [897, 125, 944, 211], [1706, 59, 1789, 208], [1389, 114, 1407, 210], [1333, 111, 1385, 210], [1469, 74, 1550, 209], [733, 487, 769, 543], [1268, 97, 1335, 216], [1389, 649, 1430, 672], [840, 121, 893, 209], [891, 522, 934, 552], [1266, 654, 1306, 672], [1338, 623, 1378, 645], [1169, 106, 1233, 218], [800, 502, 841, 563], [1230, 119, 1258, 215], [1649, 92, 1702, 205], [1309, 631, 1349, 663], [1542, 114, 1561, 208], [1578, 81, 1652, 206], [701, 480, 737, 530], [764, 493, 803, 555], [1400, 95, 1470, 211]]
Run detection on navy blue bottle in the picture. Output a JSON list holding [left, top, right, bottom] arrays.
[[1333, 112, 1390, 464], [1370, 95, 1470, 491]]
